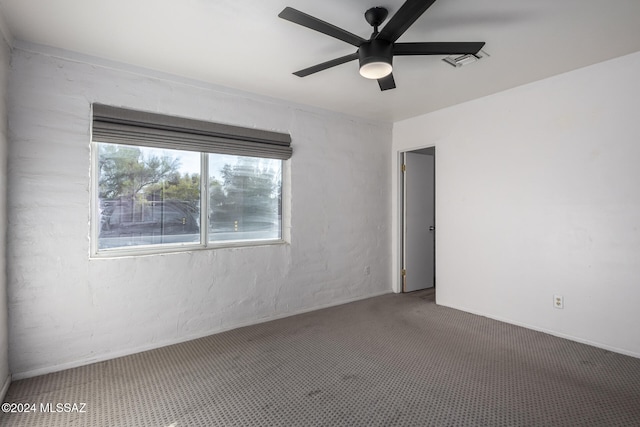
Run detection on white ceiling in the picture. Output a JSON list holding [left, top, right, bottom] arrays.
[[1, 0, 639, 122]]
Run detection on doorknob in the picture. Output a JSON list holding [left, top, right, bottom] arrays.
[[429, 226, 435, 231]]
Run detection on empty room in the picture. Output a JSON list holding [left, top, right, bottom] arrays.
[[0, 0, 639, 426]]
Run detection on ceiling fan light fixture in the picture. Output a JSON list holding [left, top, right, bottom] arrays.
[[359, 61, 393, 79], [358, 40, 393, 79]]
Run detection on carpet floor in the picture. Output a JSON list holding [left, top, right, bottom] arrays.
[[2, 289, 640, 426]]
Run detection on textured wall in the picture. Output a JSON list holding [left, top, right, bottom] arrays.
[[7, 45, 392, 378], [393, 51, 640, 357], [0, 23, 10, 397]]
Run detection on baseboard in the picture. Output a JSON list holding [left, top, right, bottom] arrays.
[[0, 374, 10, 401], [438, 302, 640, 359], [12, 289, 392, 380]]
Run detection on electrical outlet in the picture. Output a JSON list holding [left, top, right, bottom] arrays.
[[554, 295, 564, 309], [364, 265, 370, 276]]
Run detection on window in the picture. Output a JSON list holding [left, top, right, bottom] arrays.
[[91, 105, 291, 256], [208, 153, 282, 243]]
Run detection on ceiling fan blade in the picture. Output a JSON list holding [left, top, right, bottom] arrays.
[[394, 42, 485, 55], [378, 73, 396, 91], [279, 7, 366, 47], [293, 52, 359, 77], [376, 0, 437, 43]]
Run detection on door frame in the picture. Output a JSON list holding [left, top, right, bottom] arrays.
[[396, 145, 436, 293]]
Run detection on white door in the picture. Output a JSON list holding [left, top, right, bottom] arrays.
[[402, 150, 435, 292]]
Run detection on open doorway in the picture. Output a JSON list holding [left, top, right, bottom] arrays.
[[400, 147, 435, 293]]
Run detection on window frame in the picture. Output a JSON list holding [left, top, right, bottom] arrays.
[[89, 106, 290, 258]]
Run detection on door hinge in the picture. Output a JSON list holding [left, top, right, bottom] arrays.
[[402, 164, 406, 172], [401, 269, 406, 276]]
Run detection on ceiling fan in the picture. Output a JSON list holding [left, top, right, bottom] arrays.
[[278, 0, 485, 91]]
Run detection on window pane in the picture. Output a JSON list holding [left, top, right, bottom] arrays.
[[209, 154, 282, 242], [98, 143, 201, 250]]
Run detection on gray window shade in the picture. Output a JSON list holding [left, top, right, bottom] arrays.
[[92, 104, 292, 160]]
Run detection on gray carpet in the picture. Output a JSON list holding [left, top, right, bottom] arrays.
[[2, 289, 640, 426]]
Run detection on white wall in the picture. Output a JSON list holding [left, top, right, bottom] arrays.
[[393, 51, 640, 357], [0, 20, 11, 398], [7, 44, 392, 378]]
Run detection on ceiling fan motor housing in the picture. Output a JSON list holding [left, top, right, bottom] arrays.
[[358, 39, 393, 79]]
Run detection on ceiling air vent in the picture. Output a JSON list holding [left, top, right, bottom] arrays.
[[443, 50, 488, 67]]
